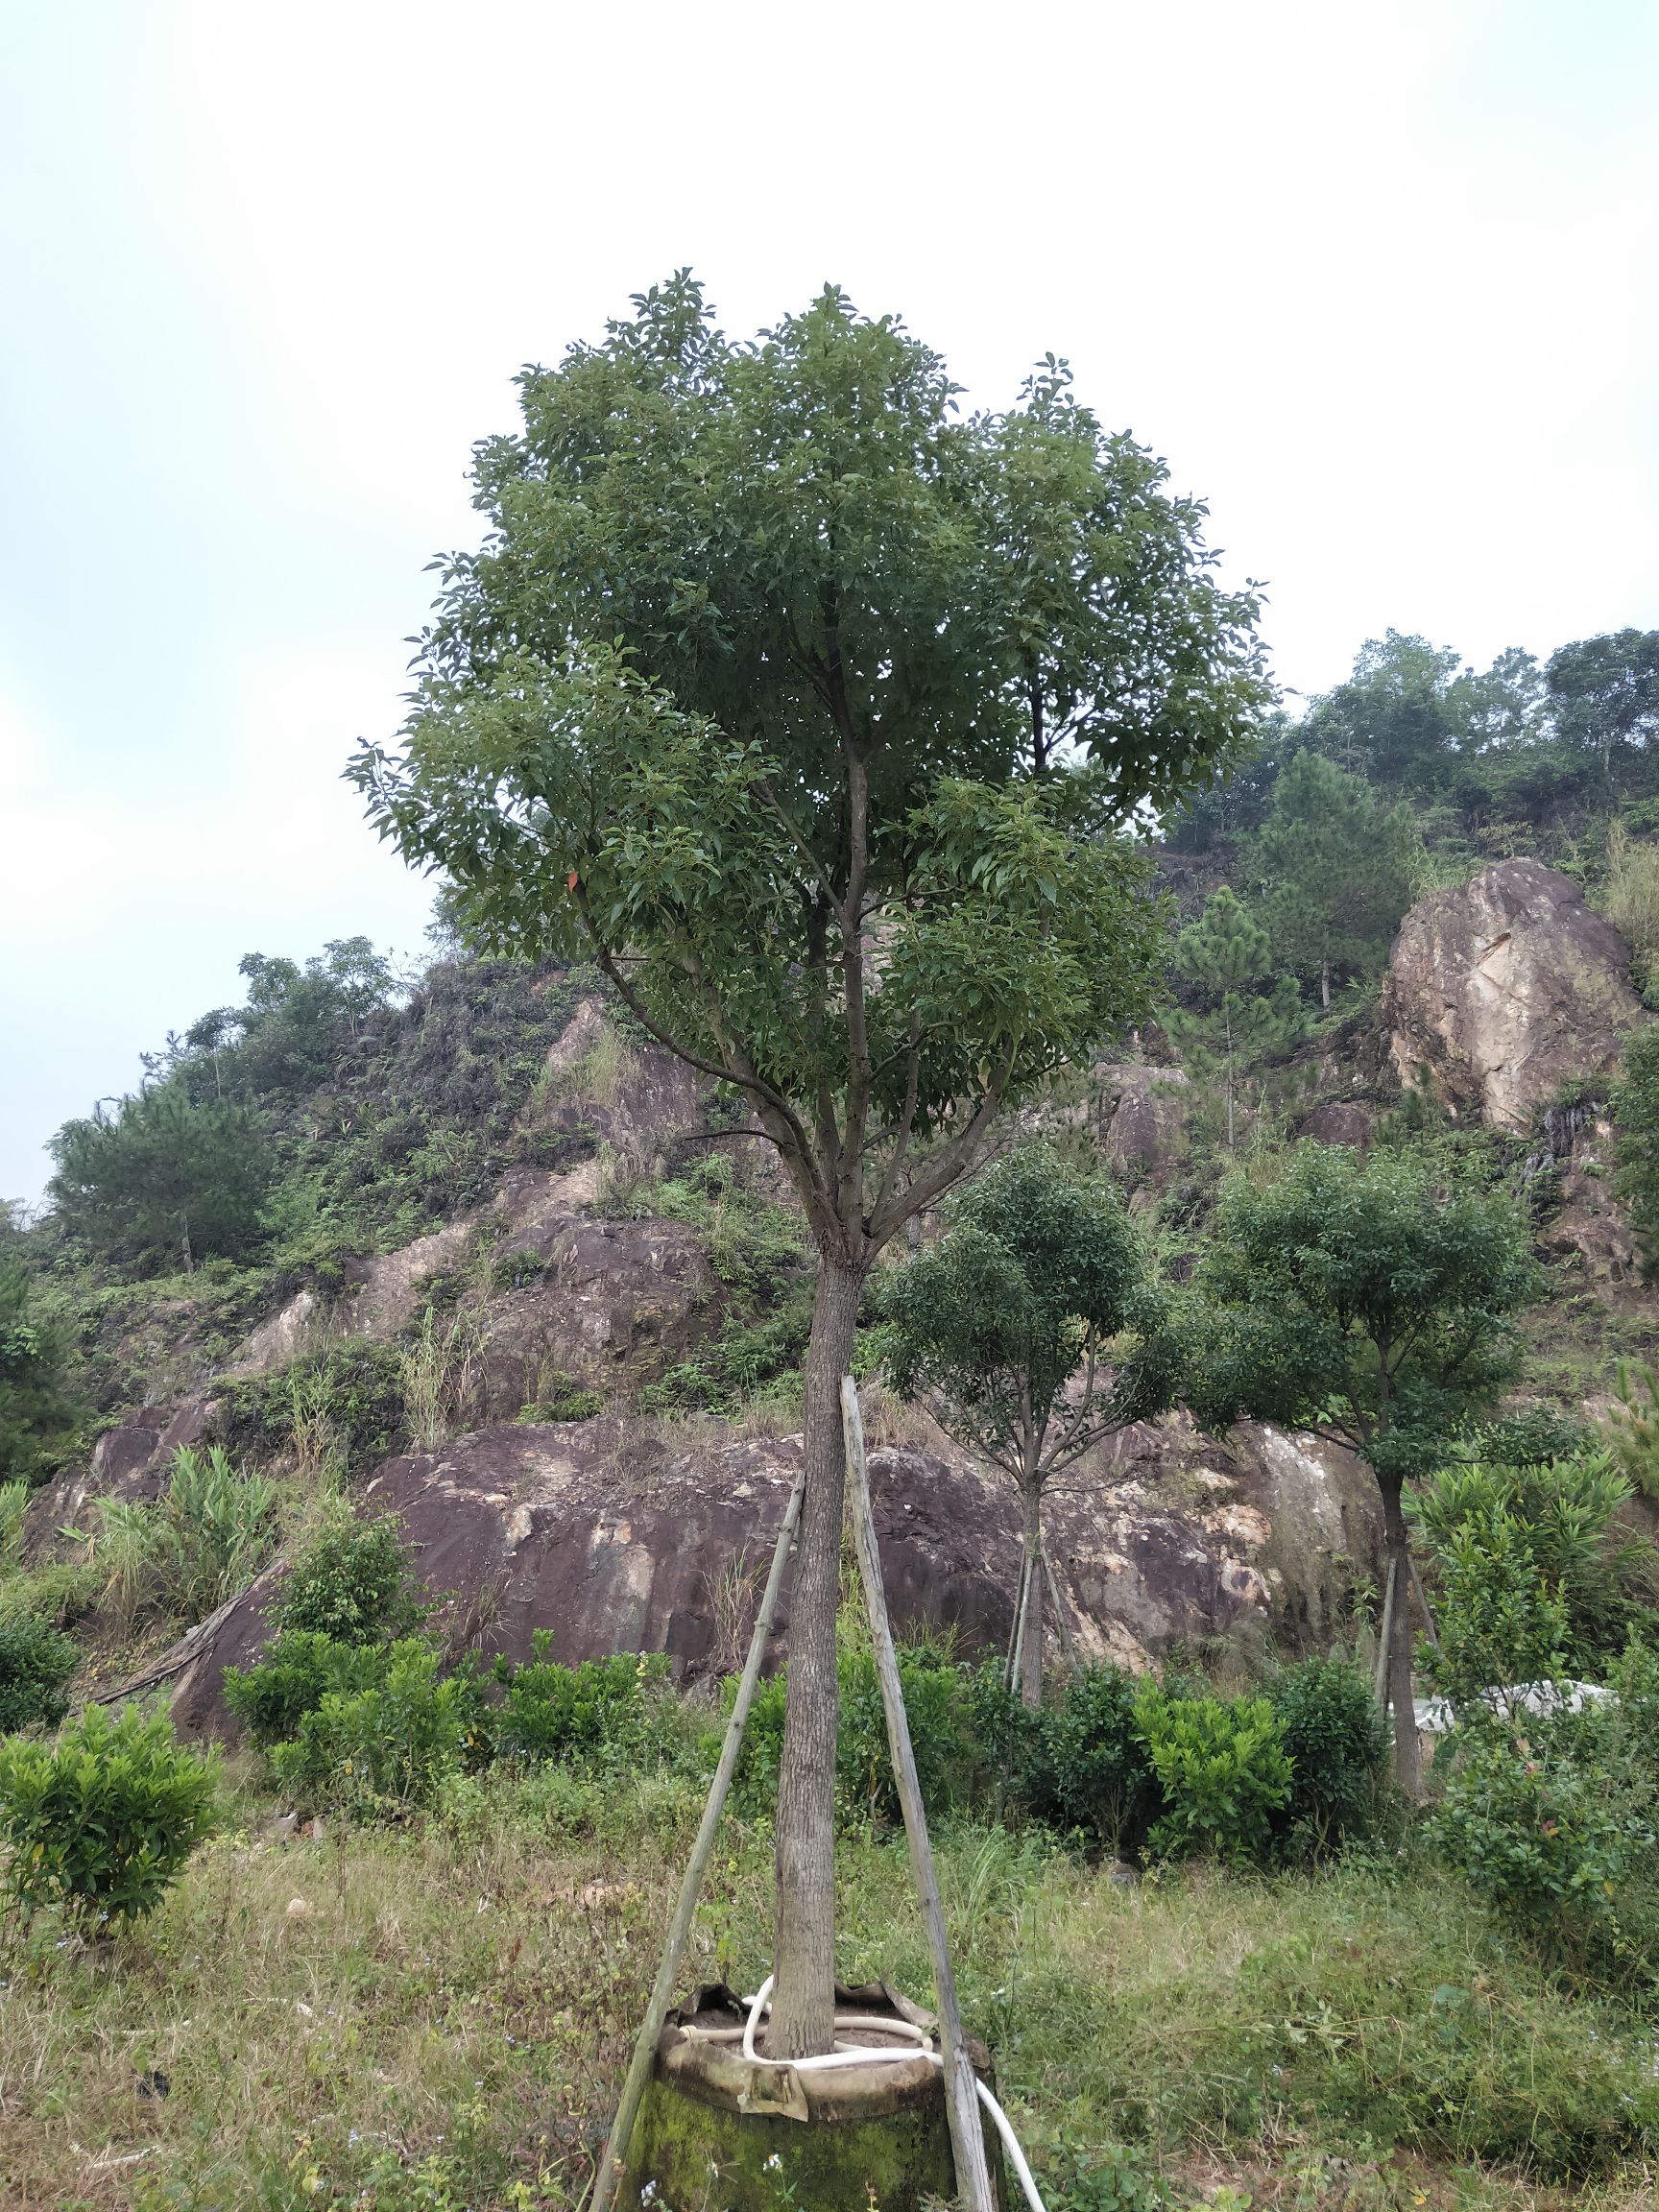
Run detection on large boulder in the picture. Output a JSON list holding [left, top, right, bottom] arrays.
[[1383, 858, 1643, 1129], [157, 1407, 1381, 1740], [1092, 1064, 1191, 1190]]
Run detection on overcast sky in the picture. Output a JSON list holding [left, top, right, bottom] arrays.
[[3, 1, 1656, 1205]]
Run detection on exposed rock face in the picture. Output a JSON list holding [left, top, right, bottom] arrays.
[[1293, 1100, 1377, 1149], [224, 1165, 728, 1417], [1384, 859, 1643, 1129], [1092, 1065, 1191, 1190], [161, 1408, 1381, 1740]]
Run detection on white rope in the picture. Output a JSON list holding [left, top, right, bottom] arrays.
[[691, 1976, 1048, 2212]]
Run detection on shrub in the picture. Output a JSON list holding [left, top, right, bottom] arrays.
[[1133, 1686, 1292, 1864], [735, 1636, 976, 1822], [97, 1445, 277, 1630], [1615, 1022, 1659, 1267], [0, 1477, 28, 1563], [0, 1703, 221, 1925], [272, 1511, 425, 1644], [0, 1617, 80, 1733], [492, 1639, 672, 1767], [516, 1378, 605, 1424], [265, 1640, 486, 1817], [1265, 1654, 1389, 1854], [223, 1630, 398, 1749], [967, 1662, 1160, 1858]]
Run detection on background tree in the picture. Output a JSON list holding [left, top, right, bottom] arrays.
[[166, 937, 399, 1103], [1547, 630, 1659, 783], [1250, 752, 1417, 1006], [0, 1238, 78, 1485], [350, 276, 1266, 2055], [1181, 1144, 1540, 1795], [1165, 887, 1302, 1145], [1301, 631, 1465, 789], [48, 1085, 270, 1275], [882, 1145, 1169, 1708]]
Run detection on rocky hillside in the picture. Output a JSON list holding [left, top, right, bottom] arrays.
[[9, 839, 1659, 1736]]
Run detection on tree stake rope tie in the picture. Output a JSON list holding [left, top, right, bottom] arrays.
[[674, 1974, 1049, 2212]]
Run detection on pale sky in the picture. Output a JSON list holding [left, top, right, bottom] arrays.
[[3, 1, 1656, 1205]]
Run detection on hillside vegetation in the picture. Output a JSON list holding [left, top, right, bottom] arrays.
[[6, 622, 1659, 2209]]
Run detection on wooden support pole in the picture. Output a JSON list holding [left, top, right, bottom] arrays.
[[589, 1468, 806, 2212], [1409, 1554, 1440, 1649], [1373, 1555, 1398, 1711], [842, 1377, 997, 2212], [1042, 1537, 1074, 1662]]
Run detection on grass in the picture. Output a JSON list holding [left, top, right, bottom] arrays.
[[3, 1771, 1658, 2211]]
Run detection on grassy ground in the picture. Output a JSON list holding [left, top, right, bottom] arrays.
[[3, 1769, 1658, 2212]]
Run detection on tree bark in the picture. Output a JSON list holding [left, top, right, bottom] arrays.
[[1017, 1479, 1045, 1710], [1378, 1475, 1424, 1799], [1320, 957, 1331, 1012], [767, 1251, 867, 2057]]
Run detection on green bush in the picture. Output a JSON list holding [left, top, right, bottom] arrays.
[[1431, 1640, 1659, 1983], [272, 1511, 426, 1644], [735, 1635, 976, 1822], [97, 1445, 277, 1630], [223, 1629, 399, 1749], [1133, 1686, 1292, 1864], [266, 1640, 487, 1817], [516, 1379, 605, 1423], [1265, 1654, 1388, 1854], [0, 1703, 221, 1925], [0, 1617, 80, 1733], [492, 1638, 672, 1767], [967, 1662, 1160, 1859]]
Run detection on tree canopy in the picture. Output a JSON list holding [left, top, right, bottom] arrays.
[[883, 1145, 1168, 1703], [1250, 752, 1417, 1004], [1165, 887, 1301, 1146], [48, 1086, 270, 1275], [1181, 1143, 1541, 1791]]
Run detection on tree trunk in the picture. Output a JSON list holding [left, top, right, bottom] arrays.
[[1320, 957, 1331, 1011], [1378, 1476, 1424, 1799], [767, 1251, 867, 2058], [1017, 1479, 1045, 1710]]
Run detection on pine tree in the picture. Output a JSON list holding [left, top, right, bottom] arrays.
[[1250, 753, 1416, 1007], [1166, 888, 1302, 1146]]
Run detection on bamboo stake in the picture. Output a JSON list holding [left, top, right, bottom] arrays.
[[589, 1468, 806, 2212], [842, 1377, 996, 2212], [1042, 1536, 1074, 1661], [1373, 1555, 1398, 1711], [1408, 1554, 1440, 1649]]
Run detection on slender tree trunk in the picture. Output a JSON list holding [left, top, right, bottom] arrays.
[[1017, 1478, 1045, 1710], [767, 1251, 867, 2057], [1378, 1474, 1424, 1799], [1320, 957, 1331, 1012]]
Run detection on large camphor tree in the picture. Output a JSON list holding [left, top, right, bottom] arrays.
[[351, 276, 1265, 2055]]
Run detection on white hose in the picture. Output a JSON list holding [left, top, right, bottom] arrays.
[[700, 1975, 1048, 2212]]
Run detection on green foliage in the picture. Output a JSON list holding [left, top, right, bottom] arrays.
[[1546, 628, 1659, 780], [222, 1629, 396, 1749], [0, 1478, 28, 1564], [516, 1380, 604, 1423], [0, 1704, 221, 1926], [0, 1617, 79, 1734], [1614, 1022, 1659, 1269], [638, 1286, 814, 1415], [734, 1638, 977, 1824], [1599, 823, 1659, 999], [1249, 751, 1417, 1000], [1183, 1144, 1541, 1487], [883, 1144, 1166, 1486], [265, 1641, 487, 1817], [350, 277, 1262, 1264], [220, 1340, 408, 1478], [48, 1081, 271, 1274], [1165, 889, 1302, 1143], [1413, 1454, 1650, 1686], [271, 1511, 426, 1645], [1132, 1684, 1293, 1864], [971, 1660, 1159, 1858], [491, 1638, 675, 1769], [96, 1445, 277, 1630], [0, 1248, 79, 1484], [1263, 1655, 1389, 1853], [1606, 1357, 1659, 1501], [176, 938, 399, 1103]]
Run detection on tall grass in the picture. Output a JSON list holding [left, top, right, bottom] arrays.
[[0, 1478, 28, 1566], [1601, 823, 1659, 996], [97, 1444, 277, 1631]]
